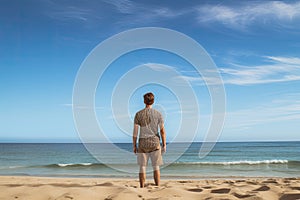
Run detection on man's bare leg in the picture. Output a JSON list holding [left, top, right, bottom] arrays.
[[139, 172, 146, 188], [153, 169, 160, 186]]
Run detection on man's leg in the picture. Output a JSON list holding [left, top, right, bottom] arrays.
[[139, 166, 146, 188], [153, 166, 160, 186], [150, 149, 163, 186]]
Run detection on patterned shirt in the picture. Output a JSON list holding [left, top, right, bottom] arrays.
[[134, 108, 164, 139]]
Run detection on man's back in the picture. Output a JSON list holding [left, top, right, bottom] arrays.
[[134, 108, 163, 139]]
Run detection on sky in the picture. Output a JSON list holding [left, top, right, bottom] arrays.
[[1, 0, 300, 142]]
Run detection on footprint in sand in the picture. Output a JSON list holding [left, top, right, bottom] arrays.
[[211, 188, 231, 194], [285, 178, 297, 180], [187, 188, 203, 193], [147, 187, 165, 193], [279, 193, 300, 200], [96, 182, 114, 187], [202, 186, 213, 189], [233, 192, 254, 199], [262, 179, 278, 184], [224, 180, 235, 185], [253, 185, 270, 192], [291, 187, 300, 191], [55, 193, 74, 200], [246, 181, 258, 185], [178, 180, 192, 184]]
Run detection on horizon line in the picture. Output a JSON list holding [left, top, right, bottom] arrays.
[[0, 140, 299, 144]]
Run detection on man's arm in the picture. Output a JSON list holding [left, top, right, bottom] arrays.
[[133, 124, 139, 154], [160, 124, 166, 153]]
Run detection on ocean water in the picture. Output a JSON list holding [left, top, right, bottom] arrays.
[[0, 142, 299, 178]]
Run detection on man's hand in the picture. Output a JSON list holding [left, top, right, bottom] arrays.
[[133, 145, 137, 154], [161, 145, 166, 154]]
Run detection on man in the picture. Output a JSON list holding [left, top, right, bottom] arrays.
[[133, 92, 166, 188]]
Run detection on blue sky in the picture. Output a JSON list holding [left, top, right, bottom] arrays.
[[1, 0, 300, 142]]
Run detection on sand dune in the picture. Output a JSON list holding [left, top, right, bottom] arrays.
[[0, 176, 299, 200]]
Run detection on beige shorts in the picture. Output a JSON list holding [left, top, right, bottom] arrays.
[[137, 149, 163, 166]]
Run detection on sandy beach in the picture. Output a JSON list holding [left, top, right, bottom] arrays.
[[0, 176, 299, 200]]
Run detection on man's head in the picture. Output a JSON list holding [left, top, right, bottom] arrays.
[[144, 92, 154, 105]]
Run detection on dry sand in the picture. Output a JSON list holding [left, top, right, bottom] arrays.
[[0, 176, 300, 200]]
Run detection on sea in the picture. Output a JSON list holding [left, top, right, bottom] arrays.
[[0, 142, 299, 179]]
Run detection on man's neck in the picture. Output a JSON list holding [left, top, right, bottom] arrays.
[[145, 105, 152, 109]]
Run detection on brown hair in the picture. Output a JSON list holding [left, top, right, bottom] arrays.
[[143, 92, 154, 105]]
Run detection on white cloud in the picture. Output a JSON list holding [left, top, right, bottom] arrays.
[[171, 55, 300, 86], [108, 1, 300, 28], [137, 56, 300, 86], [197, 1, 300, 29], [219, 56, 300, 85], [45, 4, 92, 22], [102, 0, 135, 14], [103, 0, 189, 26], [144, 63, 174, 72], [176, 75, 224, 86], [43, 1, 300, 31], [225, 95, 300, 130], [265, 56, 300, 65]]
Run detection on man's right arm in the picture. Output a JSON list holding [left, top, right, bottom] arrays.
[[160, 125, 166, 153]]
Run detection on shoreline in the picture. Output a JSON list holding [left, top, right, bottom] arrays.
[[1, 176, 299, 199], [1, 174, 299, 180]]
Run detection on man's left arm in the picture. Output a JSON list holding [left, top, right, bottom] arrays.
[[133, 124, 139, 154]]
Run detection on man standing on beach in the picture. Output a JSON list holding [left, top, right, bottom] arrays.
[[133, 92, 166, 188]]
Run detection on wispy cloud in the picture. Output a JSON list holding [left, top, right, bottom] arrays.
[[108, 1, 300, 29], [102, 0, 189, 26], [177, 55, 300, 86], [144, 63, 175, 72], [42, 1, 300, 32], [43, 0, 186, 29], [102, 0, 135, 14], [225, 94, 300, 130], [220, 56, 300, 85], [197, 1, 300, 29], [265, 56, 300, 65], [45, 4, 92, 22]]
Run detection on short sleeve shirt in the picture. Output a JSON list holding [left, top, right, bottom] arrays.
[[134, 108, 163, 139]]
